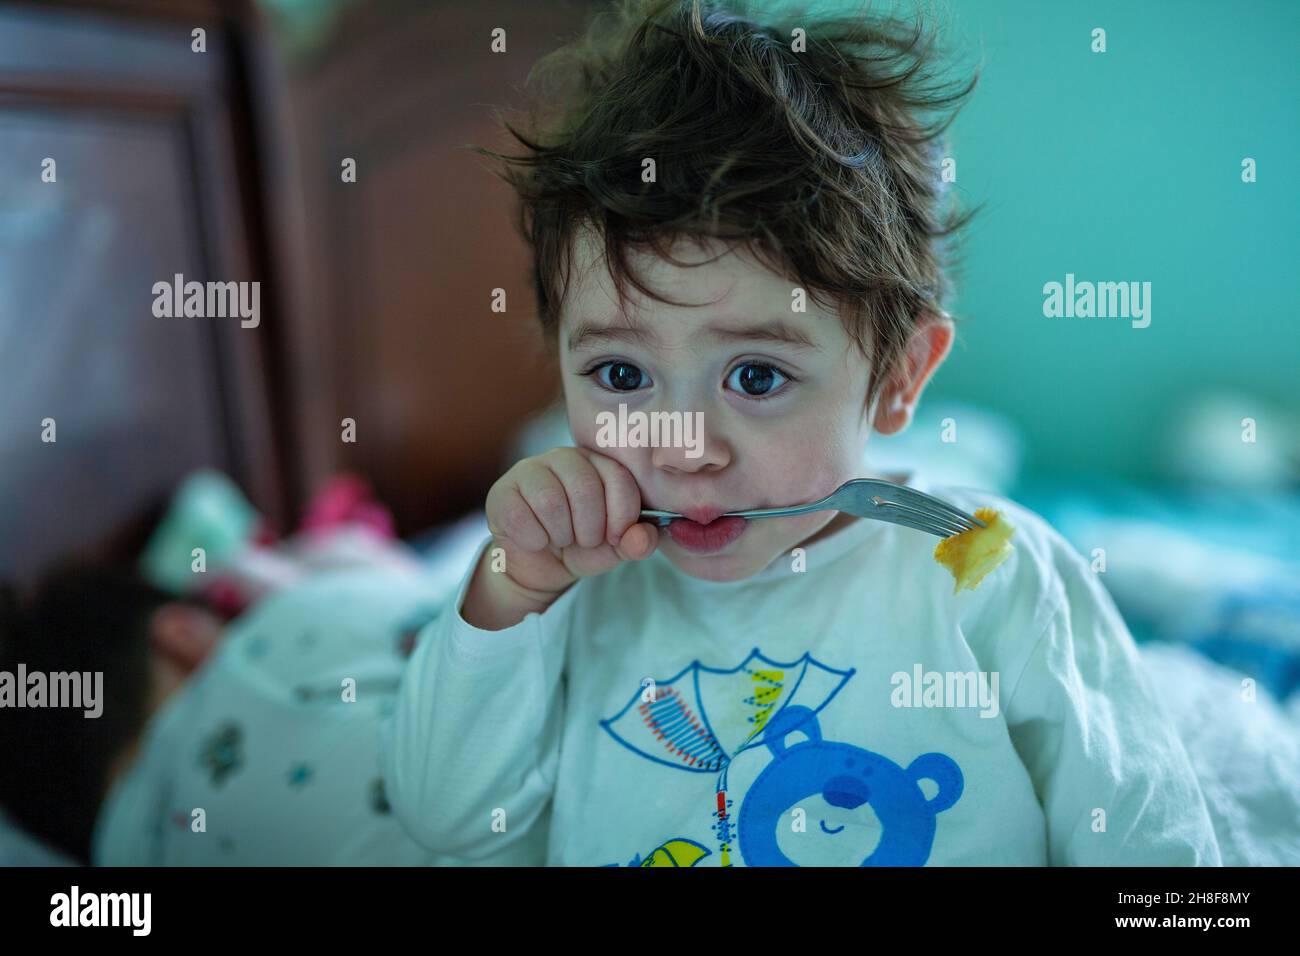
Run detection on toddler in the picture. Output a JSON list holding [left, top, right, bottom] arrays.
[[382, 0, 1219, 867]]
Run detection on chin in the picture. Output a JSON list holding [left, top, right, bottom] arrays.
[[657, 514, 833, 582], [659, 541, 773, 582]]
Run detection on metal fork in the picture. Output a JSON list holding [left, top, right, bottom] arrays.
[[639, 477, 986, 539]]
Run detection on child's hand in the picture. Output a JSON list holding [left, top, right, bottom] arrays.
[[463, 448, 659, 629]]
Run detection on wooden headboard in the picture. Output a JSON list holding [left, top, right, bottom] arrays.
[[0, 0, 584, 586], [0, 0, 290, 585]]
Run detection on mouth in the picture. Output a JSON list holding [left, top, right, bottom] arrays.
[[662, 507, 748, 555], [680, 506, 725, 524]]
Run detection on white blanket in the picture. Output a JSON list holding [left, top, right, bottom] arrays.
[[1140, 642, 1300, 866]]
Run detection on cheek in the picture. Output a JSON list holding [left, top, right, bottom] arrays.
[[564, 389, 599, 445], [566, 404, 595, 447], [565, 396, 645, 472], [746, 412, 862, 500]]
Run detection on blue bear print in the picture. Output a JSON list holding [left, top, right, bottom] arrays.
[[738, 705, 963, 866]]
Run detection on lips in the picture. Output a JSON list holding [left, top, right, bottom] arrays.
[[664, 512, 748, 555], [680, 506, 724, 525]]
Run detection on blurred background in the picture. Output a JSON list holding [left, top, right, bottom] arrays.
[[4, 0, 1297, 624], [0, 0, 1298, 861]]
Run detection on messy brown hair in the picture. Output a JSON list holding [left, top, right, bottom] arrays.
[[471, 0, 978, 407]]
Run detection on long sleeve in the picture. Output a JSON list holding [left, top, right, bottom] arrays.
[[92, 672, 199, 866], [381, 537, 579, 863], [1003, 545, 1222, 866]]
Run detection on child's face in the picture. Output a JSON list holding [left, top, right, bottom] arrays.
[[559, 231, 882, 582]]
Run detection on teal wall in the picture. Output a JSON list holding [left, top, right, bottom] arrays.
[[811, 0, 1300, 480]]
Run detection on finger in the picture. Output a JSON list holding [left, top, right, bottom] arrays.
[[485, 481, 548, 552], [515, 466, 575, 549], [545, 450, 607, 550], [558, 541, 624, 579], [616, 521, 660, 561], [581, 450, 643, 546]]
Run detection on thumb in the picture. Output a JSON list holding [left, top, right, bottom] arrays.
[[615, 521, 660, 561]]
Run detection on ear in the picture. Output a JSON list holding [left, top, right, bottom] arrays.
[[871, 311, 954, 435], [149, 603, 222, 674], [907, 752, 964, 814], [764, 705, 821, 758]]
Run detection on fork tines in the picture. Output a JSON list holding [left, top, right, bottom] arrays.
[[880, 486, 987, 537]]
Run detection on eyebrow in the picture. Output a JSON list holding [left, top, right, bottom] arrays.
[[567, 319, 820, 352]]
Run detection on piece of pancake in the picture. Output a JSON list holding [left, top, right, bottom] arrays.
[[933, 507, 1015, 594]]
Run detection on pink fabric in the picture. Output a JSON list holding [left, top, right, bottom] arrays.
[[299, 474, 396, 539]]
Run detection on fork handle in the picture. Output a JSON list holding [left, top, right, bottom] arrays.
[[638, 510, 680, 527], [718, 503, 828, 521], [638, 502, 830, 526]]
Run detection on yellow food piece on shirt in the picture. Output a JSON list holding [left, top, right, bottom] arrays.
[[933, 507, 1015, 594]]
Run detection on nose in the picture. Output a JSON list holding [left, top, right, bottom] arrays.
[[823, 775, 871, 810], [650, 412, 730, 473]]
